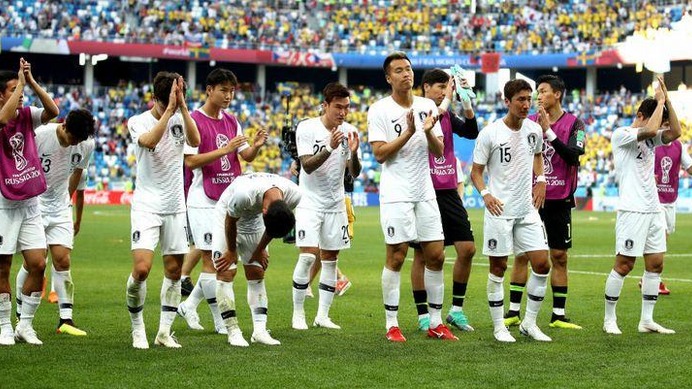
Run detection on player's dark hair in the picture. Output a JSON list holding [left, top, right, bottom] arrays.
[[323, 82, 350, 104], [421, 68, 450, 88], [0, 70, 18, 94], [536, 75, 566, 104], [504, 79, 533, 101], [637, 97, 669, 122], [206, 68, 238, 88], [383, 51, 411, 75], [152, 71, 184, 107], [65, 109, 96, 142], [263, 200, 295, 238]]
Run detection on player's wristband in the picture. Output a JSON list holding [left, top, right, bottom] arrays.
[[439, 97, 451, 111], [325, 143, 334, 153], [536, 175, 547, 183], [480, 188, 490, 196]]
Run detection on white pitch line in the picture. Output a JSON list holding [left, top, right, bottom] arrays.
[[406, 257, 692, 283]]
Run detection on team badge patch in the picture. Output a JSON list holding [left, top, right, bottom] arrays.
[[132, 231, 141, 243], [298, 230, 305, 240], [171, 124, 184, 145], [204, 233, 212, 245], [527, 133, 538, 151], [71, 153, 82, 166], [387, 226, 395, 238], [625, 239, 634, 250], [213, 251, 222, 260], [488, 238, 497, 251]]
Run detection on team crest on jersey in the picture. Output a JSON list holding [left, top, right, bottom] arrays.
[[213, 251, 222, 260], [488, 238, 497, 251], [625, 239, 634, 250], [204, 233, 212, 245], [418, 111, 428, 122], [132, 231, 141, 243], [297, 230, 305, 240], [70, 153, 83, 166], [387, 226, 395, 237], [527, 134, 538, 152], [645, 139, 655, 149], [171, 124, 184, 145]]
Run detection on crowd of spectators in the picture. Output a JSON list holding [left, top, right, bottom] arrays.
[[1, 0, 689, 55], [22, 80, 692, 198]]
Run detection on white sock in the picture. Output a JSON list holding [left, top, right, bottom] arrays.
[[126, 274, 146, 330], [640, 271, 660, 324], [52, 265, 74, 320], [487, 273, 504, 331], [381, 267, 400, 330], [292, 253, 316, 315], [316, 259, 337, 320], [424, 267, 444, 328], [199, 273, 222, 327], [0, 293, 12, 334], [15, 265, 29, 318], [216, 280, 239, 332], [185, 277, 205, 310], [18, 292, 41, 327], [523, 270, 548, 328], [604, 269, 625, 323], [158, 277, 181, 335], [247, 279, 268, 333]]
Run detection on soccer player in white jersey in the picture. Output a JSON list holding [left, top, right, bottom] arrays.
[[15, 109, 95, 337], [470, 79, 552, 343], [126, 72, 200, 349], [603, 77, 680, 335], [0, 59, 59, 346], [291, 82, 361, 331], [177, 68, 266, 335], [367, 52, 457, 342], [212, 173, 300, 346]]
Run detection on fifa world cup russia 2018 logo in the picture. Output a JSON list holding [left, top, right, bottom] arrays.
[[9, 133, 27, 170], [661, 156, 673, 184], [543, 142, 556, 175], [216, 134, 231, 171]]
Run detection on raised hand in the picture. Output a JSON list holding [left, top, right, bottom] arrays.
[[422, 110, 439, 132], [329, 126, 346, 149], [17, 58, 27, 86], [166, 78, 179, 114], [537, 105, 551, 132], [175, 76, 187, 109], [347, 131, 359, 153], [253, 129, 268, 148]]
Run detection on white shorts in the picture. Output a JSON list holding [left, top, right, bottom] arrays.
[[187, 207, 215, 250], [616, 211, 666, 257], [0, 205, 46, 255], [211, 215, 265, 269], [661, 204, 675, 234], [43, 208, 74, 249], [482, 210, 548, 257], [130, 210, 188, 255], [295, 207, 350, 251], [380, 200, 444, 245]]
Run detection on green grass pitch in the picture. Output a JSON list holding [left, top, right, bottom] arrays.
[[1, 206, 690, 388]]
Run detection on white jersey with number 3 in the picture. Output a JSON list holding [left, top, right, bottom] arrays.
[[35, 124, 94, 214], [612, 126, 664, 213], [367, 96, 442, 203], [296, 117, 356, 211], [473, 118, 543, 218]]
